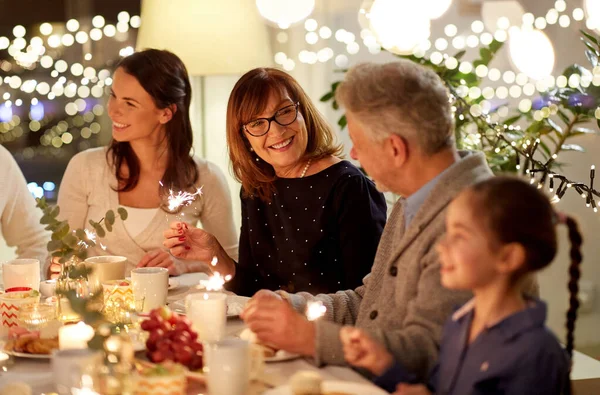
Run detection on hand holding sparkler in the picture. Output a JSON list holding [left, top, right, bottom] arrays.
[[162, 222, 236, 277]]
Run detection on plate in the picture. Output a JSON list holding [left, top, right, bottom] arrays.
[[265, 350, 301, 363], [4, 349, 52, 359], [264, 380, 389, 395], [168, 278, 179, 291], [169, 295, 250, 317]]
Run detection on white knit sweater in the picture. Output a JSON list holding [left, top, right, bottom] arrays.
[[0, 145, 49, 265], [56, 147, 239, 274]]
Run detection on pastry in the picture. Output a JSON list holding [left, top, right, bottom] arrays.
[[239, 328, 278, 357], [290, 371, 323, 395]]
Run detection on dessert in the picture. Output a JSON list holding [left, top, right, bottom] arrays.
[[4, 327, 58, 355], [135, 361, 186, 395], [290, 371, 323, 395], [239, 328, 278, 357]]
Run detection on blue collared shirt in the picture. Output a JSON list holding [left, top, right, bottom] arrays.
[[375, 299, 570, 395], [403, 154, 467, 230]]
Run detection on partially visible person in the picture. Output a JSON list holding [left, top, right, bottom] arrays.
[[341, 177, 578, 395], [164, 68, 386, 295], [50, 49, 238, 279], [239, 60, 505, 378], [0, 145, 49, 265]]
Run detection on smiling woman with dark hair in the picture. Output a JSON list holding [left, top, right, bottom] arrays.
[[164, 68, 387, 296], [50, 49, 238, 278]]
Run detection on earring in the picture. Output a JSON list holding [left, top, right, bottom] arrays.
[[250, 147, 254, 152]]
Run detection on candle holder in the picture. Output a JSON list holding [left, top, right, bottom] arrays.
[[17, 302, 56, 331]]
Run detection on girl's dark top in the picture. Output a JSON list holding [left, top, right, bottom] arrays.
[[226, 160, 387, 296]]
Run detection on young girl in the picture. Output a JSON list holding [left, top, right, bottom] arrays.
[[341, 176, 582, 395]]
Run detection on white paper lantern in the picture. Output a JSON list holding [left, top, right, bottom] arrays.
[[256, 0, 315, 29], [509, 28, 555, 80]]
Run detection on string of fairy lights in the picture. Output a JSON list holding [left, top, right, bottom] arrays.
[[0, 11, 140, 155], [1, 3, 599, 211]]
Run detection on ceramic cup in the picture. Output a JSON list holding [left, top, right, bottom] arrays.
[[131, 267, 168, 313], [84, 256, 128, 287], [52, 348, 103, 395], [204, 338, 264, 395], [2, 259, 40, 291]]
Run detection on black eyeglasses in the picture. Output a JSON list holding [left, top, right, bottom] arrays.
[[242, 102, 299, 137]]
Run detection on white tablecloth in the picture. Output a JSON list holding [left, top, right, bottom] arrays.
[[0, 272, 373, 394]]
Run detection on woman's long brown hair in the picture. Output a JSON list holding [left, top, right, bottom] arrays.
[[106, 49, 198, 212], [226, 68, 342, 202]]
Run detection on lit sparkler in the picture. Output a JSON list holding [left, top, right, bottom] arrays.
[[306, 301, 327, 321], [199, 271, 232, 291]]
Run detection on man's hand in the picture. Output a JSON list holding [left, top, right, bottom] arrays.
[[340, 326, 394, 376], [241, 290, 316, 356]]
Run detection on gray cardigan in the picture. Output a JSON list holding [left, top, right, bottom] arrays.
[[287, 151, 494, 380]]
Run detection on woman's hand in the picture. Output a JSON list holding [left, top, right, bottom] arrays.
[[48, 257, 61, 279], [339, 326, 394, 376], [137, 249, 184, 276], [163, 222, 219, 262]]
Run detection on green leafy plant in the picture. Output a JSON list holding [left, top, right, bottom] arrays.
[[36, 197, 128, 263], [320, 31, 600, 175]]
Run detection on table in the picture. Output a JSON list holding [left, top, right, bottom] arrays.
[[0, 273, 373, 394], [2, 272, 600, 394]]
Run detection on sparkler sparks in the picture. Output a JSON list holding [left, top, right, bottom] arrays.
[[306, 301, 327, 321], [199, 271, 232, 291], [162, 182, 204, 213]]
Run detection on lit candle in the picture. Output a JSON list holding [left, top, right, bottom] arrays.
[[306, 301, 327, 321], [59, 322, 94, 350]]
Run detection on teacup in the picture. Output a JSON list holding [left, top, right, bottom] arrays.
[[84, 256, 127, 286]]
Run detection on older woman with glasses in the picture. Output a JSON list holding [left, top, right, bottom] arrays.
[[164, 68, 386, 296]]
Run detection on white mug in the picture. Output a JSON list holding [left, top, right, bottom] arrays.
[[131, 267, 168, 313], [185, 292, 227, 343], [52, 348, 103, 395], [2, 259, 40, 291], [84, 255, 127, 287], [205, 338, 264, 395]]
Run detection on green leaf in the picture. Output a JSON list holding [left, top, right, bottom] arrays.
[[75, 229, 87, 241], [454, 50, 466, 60], [479, 48, 492, 65], [47, 240, 63, 252], [63, 234, 79, 248], [93, 223, 106, 238], [105, 210, 115, 225], [40, 214, 53, 225], [571, 127, 599, 136], [338, 115, 347, 129], [557, 110, 571, 125], [331, 81, 341, 91], [49, 206, 60, 218], [585, 50, 599, 67], [319, 91, 334, 102], [117, 207, 128, 221], [52, 221, 70, 241], [332, 100, 339, 110], [561, 144, 585, 152], [503, 115, 522, 125], [582, 40, 599, 57], [581, 30, 599, 47], [105, 221, 112, 232], [488, 39, 504, 54], [546, 118, 563, 135]]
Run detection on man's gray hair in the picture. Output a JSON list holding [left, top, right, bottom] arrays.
[[335, 60, 454, 154]]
